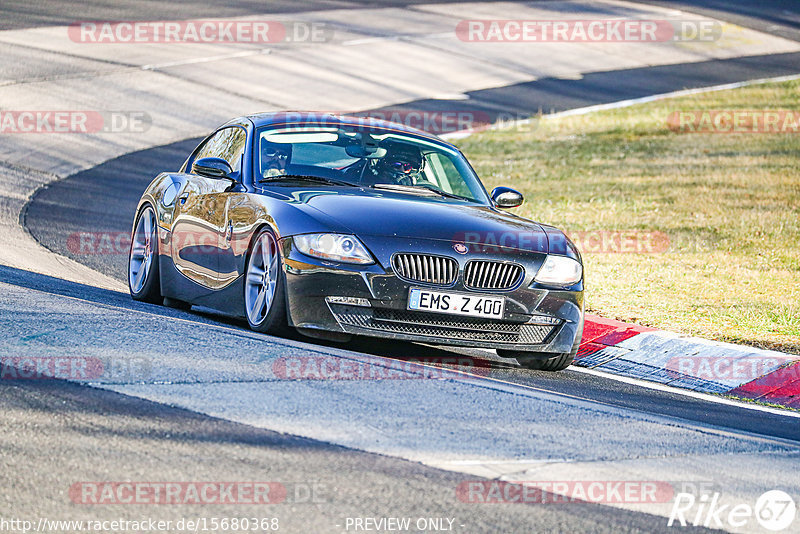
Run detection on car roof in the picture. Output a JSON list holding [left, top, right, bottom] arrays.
[[228, 111, 458, 150]]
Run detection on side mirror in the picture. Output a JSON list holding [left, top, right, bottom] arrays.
[[491, 186, 524, 208], [192, 157, 235, 181]]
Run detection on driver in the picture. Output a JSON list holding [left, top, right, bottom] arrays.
[[367, 143, 424, 186], [260, 138, 291, 179]]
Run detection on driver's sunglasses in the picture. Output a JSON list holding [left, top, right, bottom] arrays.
[[390, 161, 415, 174], [265, 150, 288, 160]]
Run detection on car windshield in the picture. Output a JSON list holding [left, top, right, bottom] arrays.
[[255, 126, 488, 203]]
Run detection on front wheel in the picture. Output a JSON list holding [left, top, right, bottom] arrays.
[[497, 349, 575, 372], [128, 205, 161, 303], [244, 228, 289, 335]]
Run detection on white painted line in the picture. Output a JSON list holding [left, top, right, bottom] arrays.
[[442, 459, 572, 465], [141, 49, 270, 71], [342, 31, 452, 46], [469, 347, 800, 418], [342, 36, 400, 46], [18, 282, 787, 445], [572, 365, 800, 418], [546, 73, 800, 119], [40, 277, 795, 428]]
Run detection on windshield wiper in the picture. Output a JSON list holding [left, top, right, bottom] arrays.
[[258, 174, 358, 187], [413, 184, 473, 201], [371, 183, 471, 201]]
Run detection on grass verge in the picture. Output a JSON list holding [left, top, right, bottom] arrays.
[[457, 79, 800, 354]]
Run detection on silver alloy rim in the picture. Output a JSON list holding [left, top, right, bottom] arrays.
[[245, 232, 279, 325], [129, 207, 156, 293]]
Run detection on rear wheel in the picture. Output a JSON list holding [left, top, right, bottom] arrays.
[[245, 228, 289, 335], [128, 205, 161, 303], [498, 349, 575, 372]]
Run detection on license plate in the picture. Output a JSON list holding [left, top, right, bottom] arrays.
[[407, 288, 505, 319]]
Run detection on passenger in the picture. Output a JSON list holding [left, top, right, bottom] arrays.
[[260, 139, 290, 179]]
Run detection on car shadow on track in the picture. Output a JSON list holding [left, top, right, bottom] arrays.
[[0, 264, 521, 374], [188, 300, 524, 374], [8, 264, 800, 444]]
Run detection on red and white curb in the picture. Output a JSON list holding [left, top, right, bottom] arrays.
[[577, 315, 800, 409], [442, 74, 800, 411]]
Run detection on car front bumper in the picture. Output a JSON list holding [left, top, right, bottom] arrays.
[[281, 236, 584, 353]]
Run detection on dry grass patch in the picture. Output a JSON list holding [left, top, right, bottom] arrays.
[[458, 79, 800, 353]]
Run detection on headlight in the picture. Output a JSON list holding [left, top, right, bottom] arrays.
[[293, 233, 374, 265], [533, 255, 582, 286]]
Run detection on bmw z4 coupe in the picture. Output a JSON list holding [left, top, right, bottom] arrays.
[[129, 113, 584, 371]]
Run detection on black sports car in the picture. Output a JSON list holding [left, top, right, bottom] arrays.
[[129, 113, 584, 371]]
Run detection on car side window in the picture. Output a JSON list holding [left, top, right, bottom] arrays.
[[195, 127, 247, 171], [424, 152, 471, 197]]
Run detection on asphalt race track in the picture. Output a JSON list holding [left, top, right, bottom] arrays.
[[637, 0, 800, 43], [24, 52, 800, 280], [3, 1, 800, 533]]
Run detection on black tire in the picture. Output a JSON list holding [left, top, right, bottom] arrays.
[[244, 227, 290, 336], [128, 205, 162, 304], [498, 349, 575, 372]]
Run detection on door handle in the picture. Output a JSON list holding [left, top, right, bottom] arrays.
[[225, 220, 233, 242]]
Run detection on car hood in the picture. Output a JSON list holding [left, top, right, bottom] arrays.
[[291, 189, 551, 254]]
